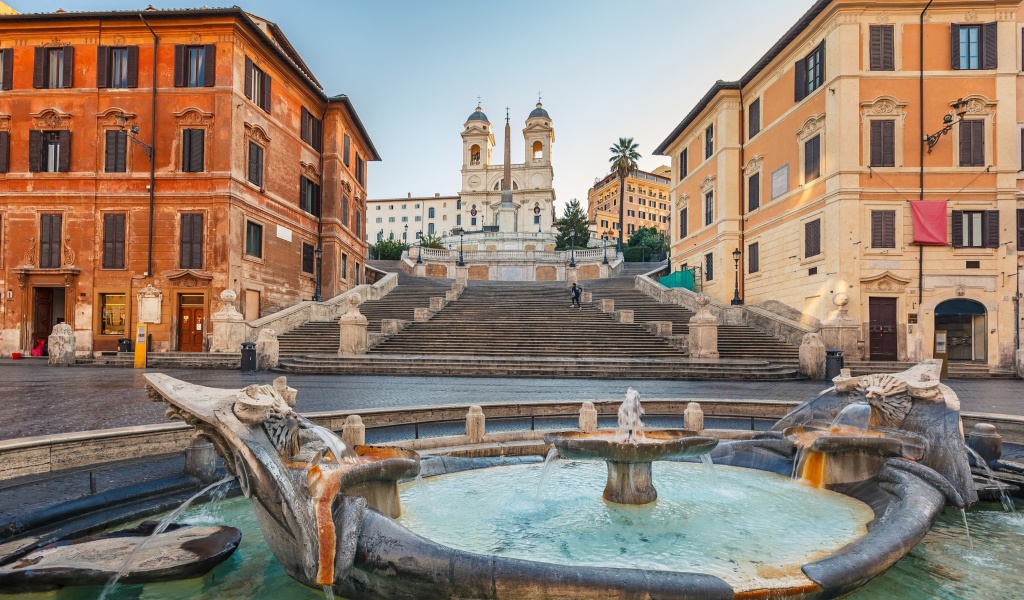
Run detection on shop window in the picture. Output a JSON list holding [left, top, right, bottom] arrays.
[[100, 293, 127, 336]]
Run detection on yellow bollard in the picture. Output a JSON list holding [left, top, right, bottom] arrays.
[[133, 323, 148, 369]]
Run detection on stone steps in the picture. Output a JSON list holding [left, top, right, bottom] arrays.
[[844, 360, 1016, 379], [76, 352, 242, 369]]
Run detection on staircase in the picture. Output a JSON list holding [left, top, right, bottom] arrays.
[[844, 360, 1016, 379]]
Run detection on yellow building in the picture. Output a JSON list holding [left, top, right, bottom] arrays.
[[587, 166, 672, 242], [655, 0, 1022, 373]]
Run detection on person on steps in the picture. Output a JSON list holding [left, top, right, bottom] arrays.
[[571, 283, 583, 309]]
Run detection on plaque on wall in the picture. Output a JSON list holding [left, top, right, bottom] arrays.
[[137, 284, 163, 324]]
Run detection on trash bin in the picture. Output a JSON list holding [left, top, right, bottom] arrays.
[[117, 338, 132, 353], [240, 342, 257, 372], [825, 349, 844, 381]]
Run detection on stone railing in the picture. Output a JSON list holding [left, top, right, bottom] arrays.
[[412, 246, 608, 263]]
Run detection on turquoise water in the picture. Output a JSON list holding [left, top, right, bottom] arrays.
[[8, 461, 1023, 599]]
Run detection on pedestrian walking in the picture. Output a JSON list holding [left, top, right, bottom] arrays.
[[571, 283, 582, 309]]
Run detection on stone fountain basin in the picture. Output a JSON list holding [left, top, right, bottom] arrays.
[[543, 429, 718, 462], [337, 445, 421, 488], [783, 422, 928, 461]]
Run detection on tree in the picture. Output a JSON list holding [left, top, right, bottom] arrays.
[[554, 198, 591, 251], [417, 232, 446, 249], [608, 137, 641, 253], [624, 226, 668, 262], [370, 237, 406, 260]]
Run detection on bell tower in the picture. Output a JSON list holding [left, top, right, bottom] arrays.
[[523, 100, 553, 166]]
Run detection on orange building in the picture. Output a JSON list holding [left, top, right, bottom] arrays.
[[587, 166, 672, 241], [656, 0, 1021, 371], [0, 7, 378, 355]]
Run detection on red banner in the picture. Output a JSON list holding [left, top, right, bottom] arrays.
[[911, 201, 947, 246]]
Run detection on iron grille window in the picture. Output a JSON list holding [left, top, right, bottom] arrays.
[[301, 243, 314, 274], [180, 213, 203, 269], [704, 191, 714, 226], [704, 252, 714, 281], [102, 213, 126, 269]]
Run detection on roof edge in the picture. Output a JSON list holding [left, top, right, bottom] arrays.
[[329, 95, 382, 161], [653, 81, 739, 155]]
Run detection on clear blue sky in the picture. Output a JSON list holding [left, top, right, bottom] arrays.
[[11, 0, 812, 211]]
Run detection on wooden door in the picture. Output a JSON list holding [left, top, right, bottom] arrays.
[[31, 288, 54, 344], [868, 297, 898, 361], [177, 302, 205, 352]]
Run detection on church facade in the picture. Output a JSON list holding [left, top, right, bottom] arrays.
[[457, 103, 556, 234]]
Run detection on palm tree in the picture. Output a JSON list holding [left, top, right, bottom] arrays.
[[608, 137, 640, 253]]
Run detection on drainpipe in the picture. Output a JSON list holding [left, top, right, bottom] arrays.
[[738, 88, 746, 306], [918, 0, 933, 313], [316, 105, 326, 298], [139, 13, 157, 279]]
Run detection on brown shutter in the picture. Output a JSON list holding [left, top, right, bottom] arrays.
[[181, 129, 191, 171], [983, 210, 999, 248], [0, 131, 8, 173], [126, 45, 139, 88], [182, 214, 204, 268], [818, 41, 826, 83], [959, 120, 973, 166], [882, 26, 894, 70], [244, 56, 253, 99], [173, 45, 185, 87], [870, 120, 882, 166], [748, 98, 760, 137], [40, 214, 62, 268], [869, 25, 883, 70], [189, 129, 204, 172], [261, 72, 271, 114], [749, 242, 759, 273], [114, 213, 125, 268], [748, 172, 759, 211], [794, 57, 807, 101], [314, 183, 322, 218], [971, 120, 984, 166], [61, 46, 73, 88], [870, 25, 894, 71], [28, 130, 41, 172], [982, 22, 998, 69], [57, 130, 70, 172], [203, 44, 215, 86], [180, 214, 191, 267], [950, 24, 961, 69], [1017, 208, 1024, 250], [301, 107, 309, 143], [105, 130, 118, 172], [881, 120, 895, 167], [96, 45, 109, 88], [103, 214, 114, 268], [1, 48, 13, 90], [805, 219, 821, 257], [951, 210, 964, 247], [871, 211, 883, 247], [299, 176, 307, 210], [33, 47, 45, 88]]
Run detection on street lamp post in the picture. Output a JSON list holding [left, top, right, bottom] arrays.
[[312, 246, 323, 301], [415, 229, 423, 265], [403, 224, 408, 244], [601, 232, 609, 265], [641, 238, 646, 263], [569, 231, 576, 268], [924, 98, 970, 153], [376, 230, 383, 260], [458, 229, 465, 266], [731, 247, 743, 306]]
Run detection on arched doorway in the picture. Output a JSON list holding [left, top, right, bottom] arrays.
[[935, 298, 987, 363]]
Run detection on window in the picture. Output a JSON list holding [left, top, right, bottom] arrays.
[[639, 212, 646, 219], [748, 242, 759, 274], [356, 154, 365, 186], [402, 204, 407, 209], [39, 214, 62, 268], [100, 294, 127, 336], [748, 172, 760, 212], [952, 210, 999, 248], [794, 41, 825, 101], [534, 214, 541, 225], [869, 25, 895, 71], [414, 216, 421, 222], [104, 130, 127, 173], [456, 199, 462, 210], [871, 210, 896, 248], [341, 253, 348, 280], [704, 191, 714, 226], [771, 164, 789, 199], [952, 23, 996, 70], [376, 217, 382, 223], [870, 120, 895, 167], [0, 48, 12, 91], [456, 214, 461, 226], [401, 216, 408, 222], [301, 243, 314, 274], [34, 47, 73, 89], [704, 124, 714, 159], [342, 194, 350, 228], [244, 57, 271, 112], [428, 207, 435, 218], [471, 217, 477, 227], [804, 134, 821, 181], [29, 130, 69, 173], [805, 219, 821, 258], [173, 45, 215, 87], [300, 177, 321, 217], [245, 221, 263, 258], [388, 216, 395, 222], [1018, 208, 1024, 250], [247, 141, 263, 186], [704, 252, 714, 281], [343, 134, 351, 166], [428, 222, 435, 235], [959, 119, 985, 167], [355, 211, 361, 238], [748, 98, 761, 138], [0, 130, 8, 173], [181, 129, 205, 172], [98, 46, 138, 88], [300, 107, 323, 149], [102, 213, 126, 269], [180, 213, 203, 269]]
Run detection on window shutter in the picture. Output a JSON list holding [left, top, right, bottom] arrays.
[[749, 242, 759, 273], [299, 176, 306, 210], [103, 214, 114, 269], [959, 120, 973, 166], [301, 107, 310, 143], [983, 210, 999, 248], [1017, 208, 1024, 249], [870, 120, 883, 166], [181, 129, 192, 171], [33, 47, 46, 88], [180, 215, 191, 267], [881, 120, 895, 167], [203, 44, 216, 86], [748, 98, 760, 137], [748, 173, 760, 211], [126, 46, 139, 88], [0, 131, 8, 173], [951, 210, 964, 247], [57, 130, 71, 172], [189, 129, 204, 172], [28, 130, 41, 172], [114, 214, 126, 268], [173, 45, 185, 87], [244, 56, 253, 99], [261, 72, 271, 114], [105, 130, 118, 172], [96, 45, 109, 88], [342, 194, 349, 226], [967, 120, 984, 167], [805, 219, 821, 257], [882, 26, 894, 70], [1, 48, 12, 90], [794, 57, 807, 101], [871, 211, 883, 247], [41, 214, 62, 268], [61, 46, 73, 88], [982, 22, 998, 69], [869, 26, 883, 70], [950, 24, 961, 70], [818, 41, 826, 83], [314, 183, 322, 218]]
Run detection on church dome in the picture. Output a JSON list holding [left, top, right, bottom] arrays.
[[467, 105, 489, 123], [528, 101, 549, 119]]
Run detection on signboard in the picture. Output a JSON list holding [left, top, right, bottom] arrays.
[[908, 313, 917, 324], [771, 164, 789, 200], [934, 329, 949, 380]]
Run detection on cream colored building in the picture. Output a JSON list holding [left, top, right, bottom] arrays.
[[367, 193, 461, 244], [655, 0, 1022, 373]]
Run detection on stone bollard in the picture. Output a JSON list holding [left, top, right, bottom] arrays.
[[581, 291, 593, 303], [184, 435, 219, 483], [255, 328, 280, 370], [342, 415, 366, 448], [414, 307, 435, 322], [430, 297, 446, 310], [466, 405, 486, 443], [210, 289, 247, 353], [799, 332, 826, 380], [566, 268, 579, 285], [615, 309, 634, 324], [579, 401, 598, 432], [446, 289, 460, 301], [688, 294, 720, 358], [338, 296, 368, 355], [598, 299, 615, 313], [966, 423, 1002, 466], [47, 323, 76, 366], [644, 321, 673, 338], [455, 266, 469, 287], [380, 319, 408, 335], [684, 402, 704, 432]]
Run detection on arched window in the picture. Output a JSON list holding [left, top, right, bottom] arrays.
[[470, 144, 481, 165], [532, 140, 543, 160], [935, 298, 987, 363], [428, 207, 435, 218]]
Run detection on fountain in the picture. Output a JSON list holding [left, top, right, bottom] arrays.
[[543, 387, 718, 504]]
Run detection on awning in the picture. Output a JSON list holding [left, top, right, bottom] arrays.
[[911, 201, 947, 246]]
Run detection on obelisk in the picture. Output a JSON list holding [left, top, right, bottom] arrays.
[[496, 108, 517, 232]]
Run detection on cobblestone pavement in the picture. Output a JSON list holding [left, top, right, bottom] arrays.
[[0, 361, 1021, 441]]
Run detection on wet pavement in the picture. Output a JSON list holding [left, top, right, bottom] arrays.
[[0, 361, 1021, 441]]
